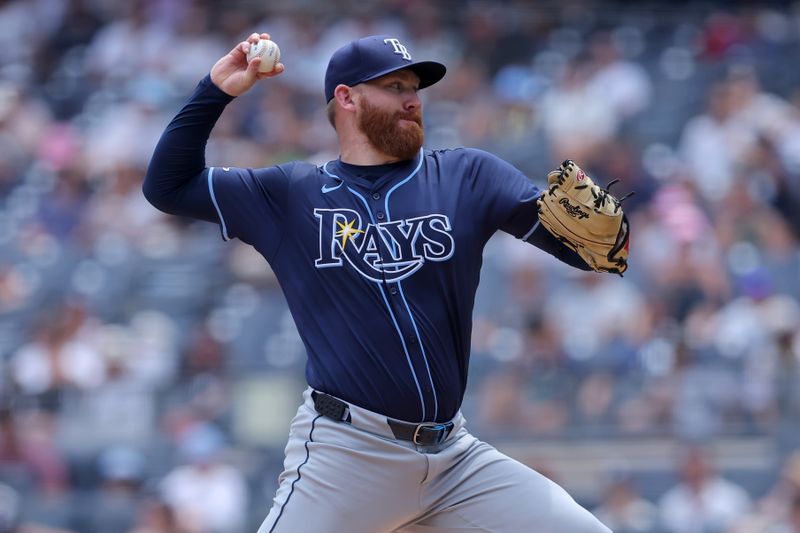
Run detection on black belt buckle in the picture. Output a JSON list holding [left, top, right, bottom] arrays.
[[412, 421, 454, 446]]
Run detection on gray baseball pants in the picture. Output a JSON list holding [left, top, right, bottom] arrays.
[[257, 387, 611, 533]]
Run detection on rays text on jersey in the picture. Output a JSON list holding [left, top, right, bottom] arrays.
[[314, 208, 455, 282]]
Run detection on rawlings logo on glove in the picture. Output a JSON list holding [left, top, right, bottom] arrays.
[[558, 198, 589, 219], [536, 160, 633, 275]]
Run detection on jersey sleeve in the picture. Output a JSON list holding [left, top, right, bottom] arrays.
[[208, 163, 292, 259], [143, 75, 235, 223], [465, 148, 591, 270], [462, 148, 541, 239]]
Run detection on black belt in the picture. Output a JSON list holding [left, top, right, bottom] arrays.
[[311, 391, 454, 446]]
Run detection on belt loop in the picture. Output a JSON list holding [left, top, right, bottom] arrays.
[[312, 391, 351, 423]]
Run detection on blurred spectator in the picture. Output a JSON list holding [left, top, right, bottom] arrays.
[[0, 0, 61, 73], [83, 3, 169, 87], [85, 446, 146, 533], [179, 324, 227, 382], [665, 343, 740, 440], [152, 3, 226, 91], [769, 494, 800, 533], [82, 162, 166, 244], [699, 11, 748, 61], [734, 451, 800, 533], [8, 304, 105, 408], [592, 471, 658, 533], [539, 57, 619, 163], [0, 482, 21, 533], [0, 408, 67, 493], [678, 81, 757, 203], [475, 315, 575, 435], [586, 138, 657, 214], [585, 30, 653, 121], [542, 272, 648, 364], [0, 408, 68, 496], [738, 295, 800, 433], [58, 323, 157, 456], [7, 410, 75, 531], [127, 498, 187, 533], [0, 481, 74, 533], [160, 423, 248, 533], [574, 371, 619, 435], [725, 65, 796, 153], [36, 161, 90, 241], [658, 447, 752, 532]]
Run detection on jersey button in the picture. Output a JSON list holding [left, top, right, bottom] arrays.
[[389, 287, 398, 295], [376, 211, 385, 220], [372, 192, 381, 200]]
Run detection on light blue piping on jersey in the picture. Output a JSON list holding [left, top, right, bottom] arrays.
[[346, 185, 427, 421], [207, 167, 230, 241], [519, 191, 544, 241], [522, 220, 540, 241], [383, 148, 426, 247], [383, 148, 439, 421], [395, 283, 438, 421]]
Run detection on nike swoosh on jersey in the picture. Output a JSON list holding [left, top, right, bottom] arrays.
[[321, 182, 343, 193]]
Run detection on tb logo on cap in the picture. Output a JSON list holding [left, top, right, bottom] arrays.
[[383, 38, 412, 61]]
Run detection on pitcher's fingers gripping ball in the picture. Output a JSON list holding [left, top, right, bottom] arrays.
[[247, 38, 281, 73], [536, 160, 633, 275]]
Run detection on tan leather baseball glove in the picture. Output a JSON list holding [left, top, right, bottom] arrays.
[[536, 160, 631, 275]]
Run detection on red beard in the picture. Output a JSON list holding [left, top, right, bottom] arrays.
[[356, 99, 424, 161]]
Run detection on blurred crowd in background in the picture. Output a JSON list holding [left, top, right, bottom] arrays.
[[1, 0, 800, 531]]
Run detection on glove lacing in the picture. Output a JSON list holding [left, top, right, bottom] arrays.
[[578, 178, 635, 213]]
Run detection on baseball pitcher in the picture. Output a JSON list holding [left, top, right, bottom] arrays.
[[144, 32, 628, 532]]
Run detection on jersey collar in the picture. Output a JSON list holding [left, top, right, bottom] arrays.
[[327, 149, 424, 191]]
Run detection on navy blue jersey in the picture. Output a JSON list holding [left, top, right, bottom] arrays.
[[144, 76, 589, 423]]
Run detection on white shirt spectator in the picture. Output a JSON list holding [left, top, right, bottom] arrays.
[[161, 463, 249, 533], [161, 423, 249, 533], [586, 60, 652, 119], [10, 338, 105, 394], [679, 83, 757, 202], [659, 474, 751, 532]]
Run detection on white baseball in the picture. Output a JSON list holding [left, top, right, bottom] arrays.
[[247, 39, 280, 73]]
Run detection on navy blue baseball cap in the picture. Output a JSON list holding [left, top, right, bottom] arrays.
[[324, 35, 446, 103]]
